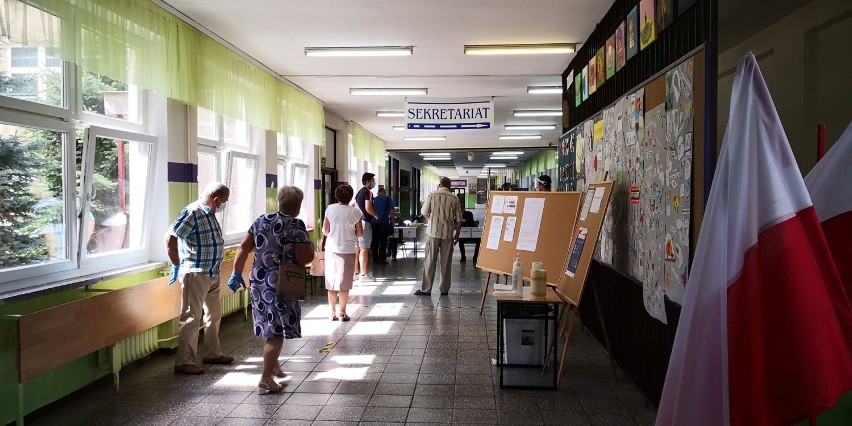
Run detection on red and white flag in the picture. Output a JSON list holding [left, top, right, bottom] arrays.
[[805, 121, 852, 309], [657, 53, 852, 426]]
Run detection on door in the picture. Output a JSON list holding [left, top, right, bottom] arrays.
[[320, 167, 337, 220]]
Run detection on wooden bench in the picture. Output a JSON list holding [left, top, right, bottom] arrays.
[[9, 259, 245, 425]]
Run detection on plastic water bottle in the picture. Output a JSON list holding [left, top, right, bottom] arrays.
[[511, 254, 523, 295]]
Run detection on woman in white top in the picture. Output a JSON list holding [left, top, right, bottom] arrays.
[[322, 184, 363, 321]]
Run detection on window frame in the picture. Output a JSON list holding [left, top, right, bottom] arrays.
[[222, 150, 259, 243]]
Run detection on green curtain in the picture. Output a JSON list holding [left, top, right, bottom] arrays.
[[16, 0, 323, 144], [521, 149, 557, 177], [348, 122, 386, 165]]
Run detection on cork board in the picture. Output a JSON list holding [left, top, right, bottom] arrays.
[[557, 181, 614, 306], [476, 191, 581, 285]]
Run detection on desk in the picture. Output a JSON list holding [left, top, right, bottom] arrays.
[[389, 226, 423, 259], [495, 287, 563, 390]]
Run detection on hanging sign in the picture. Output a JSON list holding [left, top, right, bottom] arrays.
[[406, 98, 493, 130]]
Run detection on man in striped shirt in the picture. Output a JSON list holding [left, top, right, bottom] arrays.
[[415, 177, 462, 296], [165, 182, 234, 375]]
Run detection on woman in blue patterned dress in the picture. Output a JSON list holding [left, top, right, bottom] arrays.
[[230, 186, 313, 394]]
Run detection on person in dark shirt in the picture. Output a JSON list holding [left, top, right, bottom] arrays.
[[371, 187, 396, 263], [387, 207, 405, 260], [352, 173, 377, 281], [458, 210, 480, 263]]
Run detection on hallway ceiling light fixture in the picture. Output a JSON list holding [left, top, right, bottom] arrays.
[[405, 136, 445, 141], [464, 43, 576, 55], [493, 151, 524, 155], [377, 111, 406, 117], [498, 135, 542, 140], [504, 124, 556, 130], [490, 156, 518, 160], [350, 88, 428, 96], [305, 46, 413, 57], [526, 86, 563, 94], [513, 109, 562, 117], [419, 153, 451, 156], [392, 126, 405, 131], [483, 163, 507, 167]]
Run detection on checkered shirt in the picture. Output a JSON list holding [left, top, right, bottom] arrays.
[[170, 201, 224, 277]]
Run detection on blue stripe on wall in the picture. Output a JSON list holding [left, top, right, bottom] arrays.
[[168, 162, 197, 183]]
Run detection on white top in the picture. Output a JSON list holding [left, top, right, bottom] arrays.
[[324, 203, 362, 254]]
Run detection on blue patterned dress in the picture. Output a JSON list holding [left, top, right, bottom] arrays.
[[248, 213, 310, 339]]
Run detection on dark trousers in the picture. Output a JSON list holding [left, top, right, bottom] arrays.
[[459, 239, 481, 262], [371, 223, 391, 261]]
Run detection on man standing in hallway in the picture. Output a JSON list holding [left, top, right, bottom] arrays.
[[371, 187, 396, 264], [353, 172, 378, 281], [165, 182, 234, 375], [415, 177, 462, 296]]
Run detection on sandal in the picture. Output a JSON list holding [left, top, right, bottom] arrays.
[[331, 314, 339, 321], [337, 313, 350, 322], [257, 380, 284, 395]]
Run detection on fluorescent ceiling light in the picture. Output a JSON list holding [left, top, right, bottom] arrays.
[[377, 111, 406, 117], [305, 46, 413, 57], [392, 126, 405, 131], [527, 86, 563, 94], [499, 135, 542, 140], [493, 151, 524, 155], [405, 136, 445, 141], [351, 88, 428, 96], [490, 156, 518, 160], [513, 110, 562, 117], [483, 163, 507, 168], [505, 124, 556, 130], [464, 43, 575, 55], [419, 152, 450, 156]]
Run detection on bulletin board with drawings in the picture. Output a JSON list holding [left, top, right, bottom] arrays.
[[476, 191, 582, 287], [557, 50, 707, 324]]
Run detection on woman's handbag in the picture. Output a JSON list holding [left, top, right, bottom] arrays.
[[277, 217, 312, 300], [311, 236, 326, 277]]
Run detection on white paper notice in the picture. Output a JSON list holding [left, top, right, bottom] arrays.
[[579, 189, 594, 221], [516, 198, 545, 252], [490, 195, 506, 214], [590, 186, 606, 213], [486, 215, 504, 250], [503, 196, 519, 214], [503, 217, 517, 242]]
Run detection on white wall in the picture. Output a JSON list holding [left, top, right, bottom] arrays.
[[718, 0, 852, 175]]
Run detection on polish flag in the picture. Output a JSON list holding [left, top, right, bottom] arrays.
[[657, 53, 852, 426], [805, 122, 852, 309]]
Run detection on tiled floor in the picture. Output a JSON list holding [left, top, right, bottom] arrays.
[[29, 249, 657, 425]]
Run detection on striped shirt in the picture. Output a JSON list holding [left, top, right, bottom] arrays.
[[422, 188, 462, 240], [170, 201, 224, 277]]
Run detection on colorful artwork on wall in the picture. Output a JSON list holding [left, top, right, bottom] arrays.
[[615, 22, 626, 70], [639, 0, 656, 50], [605, 36, 615, 79], [626, 6, 639, 59]]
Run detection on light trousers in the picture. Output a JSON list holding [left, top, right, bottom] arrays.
[[176, 272, 223, 366], [420, 237, 454, 293]]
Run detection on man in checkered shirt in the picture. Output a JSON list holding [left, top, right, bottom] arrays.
[[165, 182, 234, 375], [414, 177, 463, 296]]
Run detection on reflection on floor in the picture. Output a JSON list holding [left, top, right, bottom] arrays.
[[30, 251, 657, 425]]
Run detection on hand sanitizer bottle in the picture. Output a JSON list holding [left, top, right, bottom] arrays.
[[512, 254, 523, 295]]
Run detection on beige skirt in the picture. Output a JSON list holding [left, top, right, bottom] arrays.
[[325, 252, 356, 291]]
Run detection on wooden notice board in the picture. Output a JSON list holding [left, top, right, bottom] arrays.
[[557, 181, 614, 305], [476, 191, 581, 286]]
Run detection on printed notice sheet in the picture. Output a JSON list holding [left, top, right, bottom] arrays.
[[565, 227, 589, 278], [516, 198, 545, 252], [503, 217, 517, 242], [579, 189, 595, 221], [503, 196, 519, 214], [490, 195, 506, 214], [590, 186, 606, 213], [486, 215, 504, 250]]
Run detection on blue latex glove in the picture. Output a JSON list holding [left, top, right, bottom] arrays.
[[168, 265, 179, 285], [228, 273, 246, 292]]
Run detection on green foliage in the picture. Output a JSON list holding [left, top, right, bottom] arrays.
[[0, 135, 50, 267]]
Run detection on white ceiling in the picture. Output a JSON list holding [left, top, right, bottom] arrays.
[[164, 0, 613, 153]]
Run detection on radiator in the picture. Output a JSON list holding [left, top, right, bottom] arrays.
[[119, 327, 159, 367]]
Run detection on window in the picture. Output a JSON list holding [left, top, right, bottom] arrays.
[[10, 47, 38, 68], [223, 153, 258, 239], [81, 71, 142, 124], [196, 147, 221, 198], [0, 123, 68, 271], [277, 132, 288, 156], [80, 128, 156, 261], [292, 163, 310, 222], [197, 107, 218, 141], [277, 162, 289, 188], [223, 115, 248, 146]]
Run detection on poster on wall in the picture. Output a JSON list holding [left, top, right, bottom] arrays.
[[615, 22, 626, 71], [656, 0, 674, 33], [596, 47, 606, 87], [605, 36, 615, 79], [574, 73, 582, 106], [588, 58, 597, 94], [581, 66, 589, 100], [639, 0, 656, 51], [558, 129, 577, 190], [626, 6, 640, 59]]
